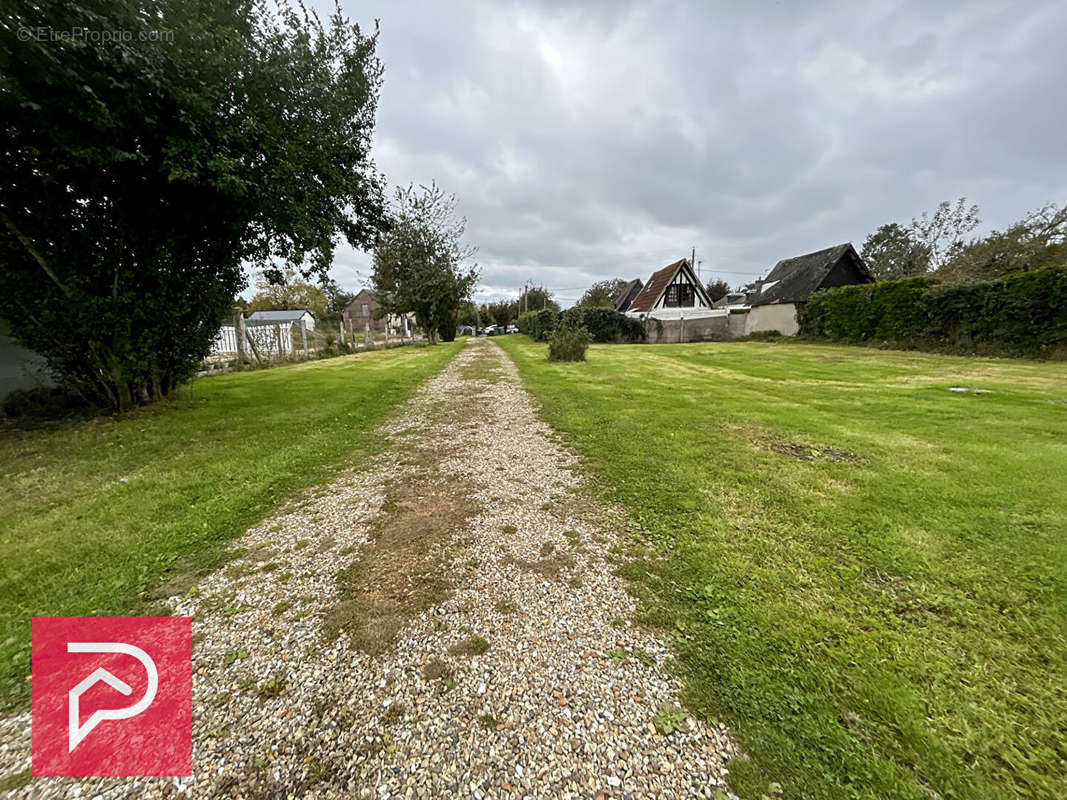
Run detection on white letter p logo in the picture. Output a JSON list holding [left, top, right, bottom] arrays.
[[67, 642, 158, 751]]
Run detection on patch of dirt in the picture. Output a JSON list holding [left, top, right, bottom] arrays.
[[323, 474, 474, 654], [504, 541, 577, 581], [767, 440, 859, 463]]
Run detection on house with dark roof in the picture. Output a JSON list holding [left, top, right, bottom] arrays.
[[613, 279, 644, 312], [747, 243, 873, 336], [246, 308, 316, 331], [627, 259, 713, 314]]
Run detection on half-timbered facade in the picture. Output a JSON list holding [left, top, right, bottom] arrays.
[[627, 259, 713, 314]]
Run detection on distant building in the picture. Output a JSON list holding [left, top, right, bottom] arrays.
[[612, 279, 644, 312], [246, 309, 316, 331], [747, 243, 873, 336], [342, 289, 412, 336]]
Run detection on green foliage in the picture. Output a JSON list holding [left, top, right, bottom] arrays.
[[247, 269, 328, 317], [801, 266, 1067, 357], [704, 279, 732, 301], [652, 703, 687, 735], [0, 0, 386, 409], [577, 278, 629, 308], [577, 307, 647, 343], [518, 307, 644, 343], [371, 183, 478, 345], [518, 309, 559, 341], [497, 335, 1067, 800], [938, 203, 1067, 285], [0, 341, 463, 710], [861, 223, 931, 281], [547, 327, 591, 362]]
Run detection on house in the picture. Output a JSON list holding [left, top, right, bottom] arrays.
[[342, 289, 412, 337], [343, 289, 384, 333], [246, 308, 316, 331], [613, 279, 644, 312], [747, 242, 873, 336], [627, 259, 713, 313], [626, 259, 734, 343]]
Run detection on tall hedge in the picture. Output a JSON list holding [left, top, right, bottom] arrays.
[[801, 266, 1067, 357], [518, 307, 645, 343]]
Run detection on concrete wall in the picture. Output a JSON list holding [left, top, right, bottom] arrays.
[[727, 311, 748, 338], [745, 303, 799, 336], [646, 313, 729, 344]]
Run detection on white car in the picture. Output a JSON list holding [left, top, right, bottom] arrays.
[[506, 324, 518, 334]]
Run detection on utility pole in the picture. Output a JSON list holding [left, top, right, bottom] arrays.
[[691, 246, 697, 277]]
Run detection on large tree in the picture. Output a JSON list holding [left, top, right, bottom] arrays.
[[371, 183, 479, 344], [937, 203, 1066, 284], [577, 279, 629, 308], [0, 0, 386, 409], [247, 269, 329, 316], [910, 198, 980, 272], [519, 285, 561, 313], [861, 223, 932, 281]]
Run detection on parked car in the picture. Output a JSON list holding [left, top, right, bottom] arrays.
[[505, 324, 518, 334]]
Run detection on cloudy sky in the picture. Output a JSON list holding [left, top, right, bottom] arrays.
[[317, 0, 1067, 306]]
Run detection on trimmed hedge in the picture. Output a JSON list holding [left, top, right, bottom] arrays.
[[518, 307, 645, 344], [801, 266, 1067, 357]]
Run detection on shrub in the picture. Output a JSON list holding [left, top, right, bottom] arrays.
[[801, 266, 1067, 357], [547, 327, 591, 362], [579, 307, 646, 343], [521, 306, 644, 343], [518, 309, 559, 341]]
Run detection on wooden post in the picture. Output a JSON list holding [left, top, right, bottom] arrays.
[[274, 323, 282, 359], [234, 312, 247, 363]]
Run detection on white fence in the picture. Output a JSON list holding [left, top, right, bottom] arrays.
[[211, 321, 294, 357]]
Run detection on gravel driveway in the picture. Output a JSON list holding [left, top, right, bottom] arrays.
[[1, 338, 735, 798]]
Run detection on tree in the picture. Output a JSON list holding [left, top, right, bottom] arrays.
[[911, 198, 980, 271], [371, 183, 479, 344], [577, 279, 628, 308], [0, 0, 386, 409], [319, 279, 355, 327], [247, 269, 329, 317], [704, 279, 731, 302], [519, 285, 561, 313], [938, 203, 1067, 284], [861, 223, 932, 281]]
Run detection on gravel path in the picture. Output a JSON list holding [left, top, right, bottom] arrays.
[[1, 338, 735, 798]]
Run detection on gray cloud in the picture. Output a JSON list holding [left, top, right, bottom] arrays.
[[317, 0, 1067, 305]]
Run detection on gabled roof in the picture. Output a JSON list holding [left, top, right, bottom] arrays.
[[628, 259, 711, 313], [246, 309, 313, 323], [752, 243, 872, 306], [613, 279, 644, 312]]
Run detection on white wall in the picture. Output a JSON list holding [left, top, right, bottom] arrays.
[[745, 303, 799, 336]]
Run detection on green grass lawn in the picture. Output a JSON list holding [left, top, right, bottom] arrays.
[[0, 342, 462, 711], [496, 335, 1067, 800]]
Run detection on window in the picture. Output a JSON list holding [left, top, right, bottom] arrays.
[[663, 283, 695, 307], [361, 303, 369, 317]]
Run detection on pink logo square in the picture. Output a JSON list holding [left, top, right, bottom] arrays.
[[32, 617, 191, 777]]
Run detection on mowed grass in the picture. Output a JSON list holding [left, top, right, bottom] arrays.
[[496, 336, 1067, 800], [0, 342, 462, 710]]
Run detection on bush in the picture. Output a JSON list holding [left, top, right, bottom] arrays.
[[518, 309, 559, 341], [575, 307, 646, 343], [520, 307, 644, 343], [547, 327, 591, 362], [801, 266, 1067, 357]]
